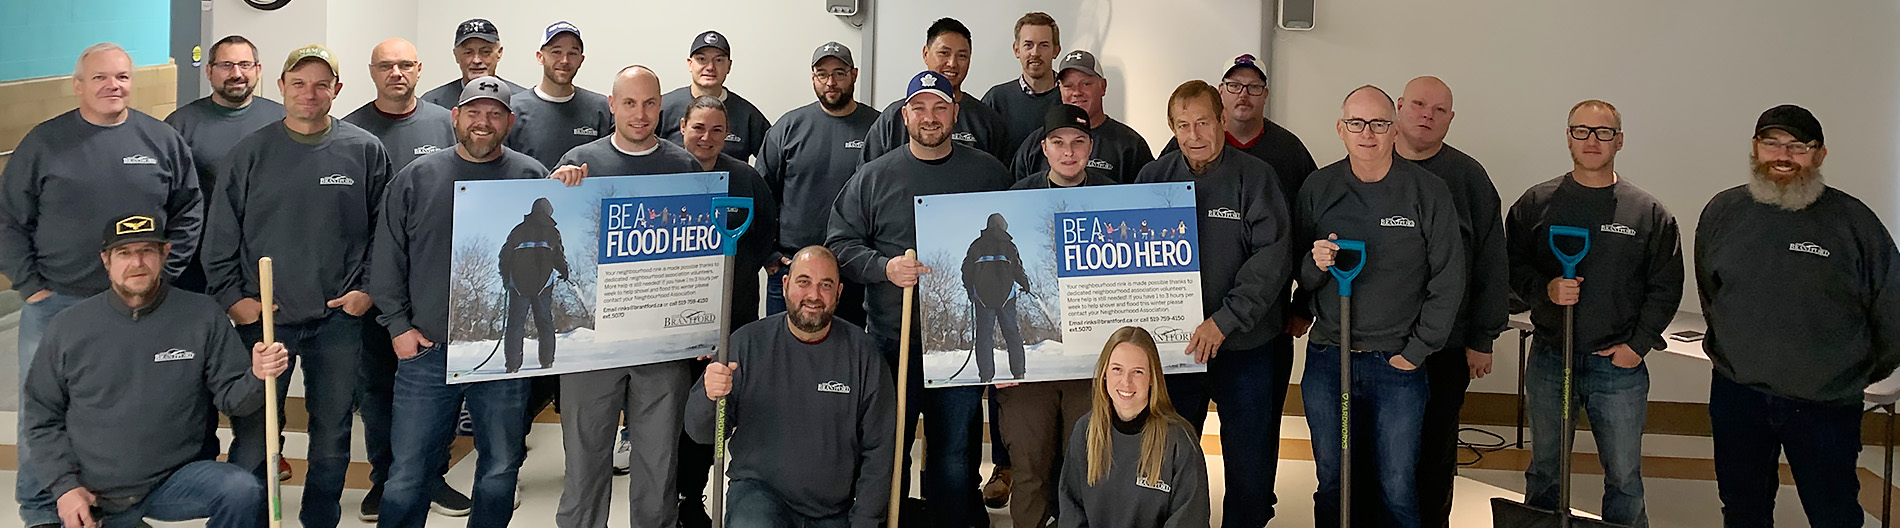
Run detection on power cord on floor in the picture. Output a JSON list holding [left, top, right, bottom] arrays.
[[1456, 427, 1510, 467]]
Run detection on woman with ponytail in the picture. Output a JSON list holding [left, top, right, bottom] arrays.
[[1057, 326, 1211, 527]]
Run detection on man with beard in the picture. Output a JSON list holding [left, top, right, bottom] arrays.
[[829, 70, 1014, 527], [860, 18, 1012, 165], [659, 31, 772, 161], [340, 36, 471, 522], [1697, 104, 1900, 528], [203, 44, 390, 528], [3, 43, 204, 527], [506, 21, 613, 170], [981, 12, 1062, 158], [374, 76, 566, 528], [421, 19, 527, 110], [1009, 50, 1153, 184], [1506, 99, 1680, 528], [757, 42, 877, 324], [687, 246, 895, 527], [165, 36, 284, 290], [1391, 76, 1508, 528], [675, 94, 781, 527], [546, 65, 703, 528]]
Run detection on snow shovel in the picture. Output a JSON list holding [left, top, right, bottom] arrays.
[[708, 196, 755, 528], [1329, 239, 1365, 528], [890, 248, 919, 526], [1490, 225, 1622, 528], [260, 257, 283, 528]]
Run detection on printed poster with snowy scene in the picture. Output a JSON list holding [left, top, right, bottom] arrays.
[[446, 172, 733, 383], [915, 182, 1207, 388]]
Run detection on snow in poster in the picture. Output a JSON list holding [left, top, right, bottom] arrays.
[[914, 182, 1207, 388]]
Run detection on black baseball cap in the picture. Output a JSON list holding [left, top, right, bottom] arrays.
[[455, 18, 501, 47], [690, 30, 730, 56], [1043, 104, 1091, 140], [102, 212, 166, 251], [1755, 104, 1823, 146]]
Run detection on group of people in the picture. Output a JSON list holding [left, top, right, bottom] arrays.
[[2, 8, 1895, 528]]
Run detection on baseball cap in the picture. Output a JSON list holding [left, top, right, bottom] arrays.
[[1056, 50, 1101, 79], [282, 44, 339, 76], [457, 75, 514, 112], [1043, 104, 1092, 139], [455, 18, 501, 46], [541, 21, 582, 48], [811, 41, 854, 68], [102, 212, 167, 251], [905, 71, 954, 104], [1755, 104, 1823, 146], [1223, 53, 1268, 83], [690, 30, 731, 57]]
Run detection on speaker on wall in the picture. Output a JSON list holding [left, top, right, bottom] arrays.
[[1279, 0, 1315, 31]]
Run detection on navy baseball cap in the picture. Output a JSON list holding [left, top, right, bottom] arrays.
[[1223, 53, 1267, 83], [457, 75, 514, 112], [1755, 104, 1823, 146], [455, 18, 500, 46], [905, 71, 953, 104], [541, 21, 581, 48], [691, 30, 730, 56]]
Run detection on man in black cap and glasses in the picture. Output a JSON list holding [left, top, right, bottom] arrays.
[[1697, 104, 1900, 528], [422, 18, 528, 110]]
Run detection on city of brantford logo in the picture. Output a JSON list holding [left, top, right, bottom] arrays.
[[664, 309, 717, 328], [844, 140, 864, 149], [1789, 241, 1831, 257], [319, 174, 355, 186], [817, 381, 852, 394], [1380, 215, 1417, 228], [122, 154, 157, 165], [115, 216, 155, 235], [725, 133, 742, 143], [1206, 207, 1240, 221], [154, 348, 195, 362], [1600, 223, 1636, 236], [414, 145, 444, 155], [951, 132, 976, 142], [573, 126, 598, 136], [1087, 159, 1113, 170], [1135, 477, 1173, 493], [1151, 326, 1192, 344]]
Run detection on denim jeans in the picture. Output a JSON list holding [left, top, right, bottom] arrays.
[[724, 478, 852, 528], [973, 301, 1026, 382], [379, 343, 529, 528], [1302, 344, 1430, 528], [1709, 372, 1864, 528], [1523, 339, 1650, 527], [229, 310, 362, 528], [877, 335, 984, 528], [357, 308, 455, 493], [16, 290, 86, 526], [99, 460, 265, 528], [1167, 334, 1293, 527]]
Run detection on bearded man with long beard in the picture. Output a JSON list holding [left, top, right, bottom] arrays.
[[1695, 104, 1900, 528]]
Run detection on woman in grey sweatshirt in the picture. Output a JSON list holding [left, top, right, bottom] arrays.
[[1058, 326, 1210, 528]]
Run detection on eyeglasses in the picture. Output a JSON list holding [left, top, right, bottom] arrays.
[[371, 61, 421, 72], [1220, 81, 1267, 96], [1340, 118, 1393, 134], [209, 61, 258, 71], [1569, 126, 1620, 141], [1755, 137, 1817, 155], [812, 70, 851, 81]]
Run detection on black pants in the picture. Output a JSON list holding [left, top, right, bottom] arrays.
[[1414, 347, 1471, 528], [1167, 334, 1294, 527], [1710, 372, 1864, 528]]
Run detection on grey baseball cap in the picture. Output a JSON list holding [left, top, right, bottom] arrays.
[[1057, 50, 1101, 79], [811, 41, 853, 68], [457, 75, 514, 112]]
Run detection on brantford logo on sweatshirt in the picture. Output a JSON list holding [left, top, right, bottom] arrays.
[[122, 154, 158, 165], [1135, 477, 1173, 493], [817, 380, 852, 394], [1380, 215, 1416, 228], [1600, 223, 1637, 237], [414, 145, 445, 156], [154, 348, 195, 362], [724, 133, 743, 143], [950, 131, 977, 143], [1087, 159, 1114, 170], [844, 139, 865, 149], [1789, 242, 1831, 257], [1206, 207, 1241, 221], [319, 174, 356, 186], [573, 126, 599, 136]]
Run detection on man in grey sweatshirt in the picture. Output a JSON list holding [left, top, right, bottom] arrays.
[[981, 12, 1063, 163], [659, 31, 772, 162], [2, 43, 203, 527], [1698, 105, 1900, 528], [201, 45, 390, 528], [165, 35, 285, 294], [1009, 50, 1154, 184], [420, 19, 528, 110], [859, 19, 1012, 165], [505, 21, 613, 170], [24, 212, 288, 528], [688, 246, 896, 528]]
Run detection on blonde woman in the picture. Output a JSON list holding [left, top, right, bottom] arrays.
[[1057, 326, 1211, 527]]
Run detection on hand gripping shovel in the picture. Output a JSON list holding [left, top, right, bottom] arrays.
[[709, 196, 754, 528], [1329, 239, 1365, 528], [1490, 226, 1622, 528]]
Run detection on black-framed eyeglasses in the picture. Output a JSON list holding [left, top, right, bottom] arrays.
[[371, 61, 420, 72], [210, 61, 258, 71], [1755, 137, 1817, 155], [1568, 126, 1620, 141], [1341, 118, 1393, 134], [1220, 81, 1267, 96], [812, 70, 852, 82]]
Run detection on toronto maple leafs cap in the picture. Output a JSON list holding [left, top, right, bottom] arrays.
[[102, 211, 167, 251], [905, 70, 953, 104], [457, 75, 514, 112], [811, 41, 853, 68], [690, 30, 731, 56]]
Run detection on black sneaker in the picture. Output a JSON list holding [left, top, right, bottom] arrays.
[[431, 485, 473, 517], [358, 484, 383, 522], [678, 496, 712, 528]]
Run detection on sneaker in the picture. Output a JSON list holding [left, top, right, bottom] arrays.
[[678, 496, 711, 528], [612, 427, 632, 475], [358, 484, 383, 522], [982, 466, 1012, 509], [278, 457, 294, 482], [430, 484, 473, 517], [457, 406, 475, 437]]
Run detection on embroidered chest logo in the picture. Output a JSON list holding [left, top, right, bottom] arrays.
[[1135, 477, 1173, 493], [1789, 242, 1831, 257], [1086, 159, 1114, 170], [122, 154, 157, 165], [1380, 216, 1416, 228], [1599, 223, 1636, 237], [844, 139, 865, 149], [1206, 207, 1241, 221], [724, 133, 743, 143], [950, 131, 976, 143], [154, 348, 196, 362], [319, 174, 356, 186], [817, 381, 852, 394], [414, 145, 445, 155], [573, 126, 599, 136]]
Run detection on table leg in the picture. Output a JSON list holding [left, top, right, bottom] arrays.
[[1884, 403, 1893, 528]]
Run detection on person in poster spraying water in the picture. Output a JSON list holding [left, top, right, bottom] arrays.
[[962, 212, 1034, 383], [499, 197, 570, 373]]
